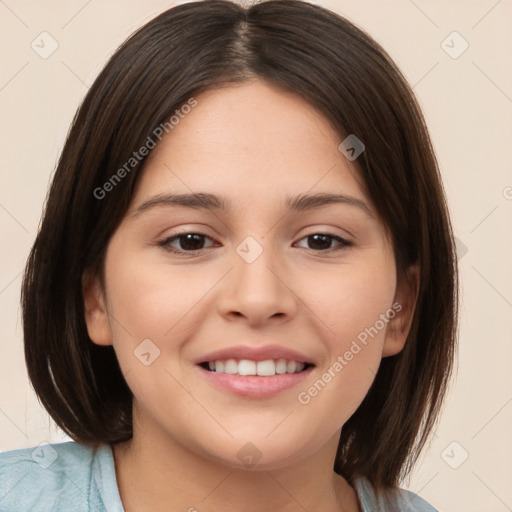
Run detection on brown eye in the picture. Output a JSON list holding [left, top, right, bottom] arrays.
[[159, 233, 216, 254], [295, 233, 352, 251]]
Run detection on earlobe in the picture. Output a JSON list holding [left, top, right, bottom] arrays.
[[82, 270, 113, 346], [382, 264, 420, 357]]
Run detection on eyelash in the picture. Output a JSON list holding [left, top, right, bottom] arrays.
[[157, 231, 353, 256]]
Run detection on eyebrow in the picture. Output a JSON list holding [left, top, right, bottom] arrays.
[[130, 192, 375, 219]]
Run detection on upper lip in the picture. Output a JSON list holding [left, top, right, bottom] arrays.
[[196, 344, 315, 365]]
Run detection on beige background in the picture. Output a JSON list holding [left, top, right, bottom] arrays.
[[1, 0, 511, 510]]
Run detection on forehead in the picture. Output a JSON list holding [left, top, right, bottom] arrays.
[[132, 80, 370, 212]]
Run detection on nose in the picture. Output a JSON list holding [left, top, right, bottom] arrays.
[[217, 242, 298, 327]]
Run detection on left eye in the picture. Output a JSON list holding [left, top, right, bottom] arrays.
[[295, 233, 352, 251]]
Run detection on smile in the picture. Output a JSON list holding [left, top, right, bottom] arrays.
[[200, 358, 312, 376], [196, 361, 315, 399]]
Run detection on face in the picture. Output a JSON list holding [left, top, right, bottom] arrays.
[[84, 80, 417, 470]]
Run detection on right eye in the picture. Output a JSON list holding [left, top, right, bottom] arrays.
[[158, 232, 218, 254]]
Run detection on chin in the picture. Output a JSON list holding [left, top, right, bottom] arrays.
[[196, 434, 310, 472]]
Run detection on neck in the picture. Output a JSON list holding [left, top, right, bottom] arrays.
[[112, 419, 360, 512]]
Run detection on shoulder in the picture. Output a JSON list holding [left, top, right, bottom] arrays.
[[394, 487, 439, 512], [353, 476, 439, 512], [0, 441, 122, 512]]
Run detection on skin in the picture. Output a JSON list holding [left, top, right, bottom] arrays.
[[83, 79, 419, 512]]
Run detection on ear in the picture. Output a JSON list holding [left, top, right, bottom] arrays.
[[382, 264, 420, 357], [82, 269, 113, 346]]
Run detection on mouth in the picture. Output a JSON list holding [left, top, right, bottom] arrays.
[[198, 359, 314, 376], [194, 345, 316, 398], [196, 347, 315, 400]]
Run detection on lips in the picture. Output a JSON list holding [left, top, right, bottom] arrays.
[[198, 366, 314, 398], [195, 344, 316, 366], [194, 344, 316, 399]]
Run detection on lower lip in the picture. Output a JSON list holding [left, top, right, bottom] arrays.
[[197, 365, 314, 399]]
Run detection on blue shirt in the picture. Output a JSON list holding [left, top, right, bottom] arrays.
[[0, 441, 438, 511]]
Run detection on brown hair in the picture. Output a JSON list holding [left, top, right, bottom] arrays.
[[21, 0, 458, 489]]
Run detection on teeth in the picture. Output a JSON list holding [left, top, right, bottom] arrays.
[[287, 360, 297, 373], [257, 360, 275, 376], [224, 359, 239, 374], [205, 358, 308, 376], [275, 359, 287, 374], [238, 359, 256, 375]]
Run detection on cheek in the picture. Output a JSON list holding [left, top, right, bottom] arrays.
[[305, 254, 396, 346], [102, 242, 224, 385], [295, 256, 396, 420], [105, 246, 205, 338]]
